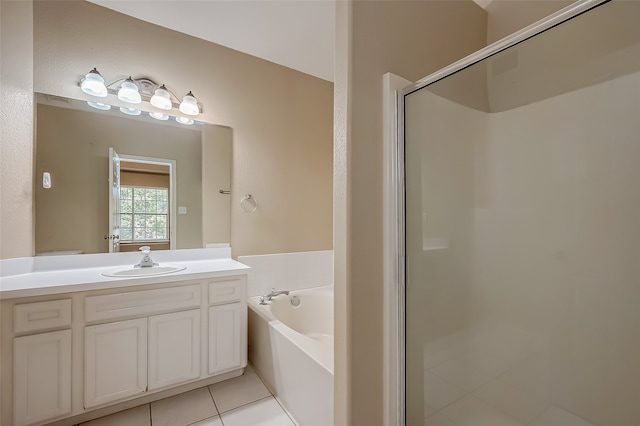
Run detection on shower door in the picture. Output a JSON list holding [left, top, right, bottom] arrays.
[[402, 1, 640, 425]]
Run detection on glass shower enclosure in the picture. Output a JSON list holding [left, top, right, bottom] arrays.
[[401, 1, 640, 425]]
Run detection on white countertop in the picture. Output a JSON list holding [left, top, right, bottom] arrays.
[[0, 248, 250, 300]]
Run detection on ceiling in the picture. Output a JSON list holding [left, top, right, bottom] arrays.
[[88, 0, 336, 82], [88, 0, 495, 84]]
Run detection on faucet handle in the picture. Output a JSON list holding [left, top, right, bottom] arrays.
[[139, 246, 151, 255]]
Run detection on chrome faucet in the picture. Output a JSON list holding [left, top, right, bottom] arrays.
[[259, 288, 290, 304], [135, 246, 158, 268]]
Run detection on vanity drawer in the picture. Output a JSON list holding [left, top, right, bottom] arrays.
[[85, 284, 201, 322], [14, 299, 72, 333], [208, 277, 245, 305]]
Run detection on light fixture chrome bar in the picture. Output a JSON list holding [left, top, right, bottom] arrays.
[[77, 79, 204, 113]]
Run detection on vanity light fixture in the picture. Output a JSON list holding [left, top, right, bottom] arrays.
[[80, 68, 108, 97], [120, 107, 141, 116], [150, 85, 172, 110], [79, 68, 202, 120], [176, 116, 194, 125], [149, 112, 169, 121], [179, 91, 200, 116], [79, 68, 203, 118], [117, 77, 142, 104], [87, 101, 111, 111]]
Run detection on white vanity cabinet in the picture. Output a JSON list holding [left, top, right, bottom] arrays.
[[84, 309, 202, 408], [83, 284, 203, 408], [148, 309, 201, 391], [12, 300, 73, 426], [84, 318, 148, 408], [1, 272, 247, 426], [208, 279, 246, 374]]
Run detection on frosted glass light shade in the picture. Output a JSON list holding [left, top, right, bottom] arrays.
[[87, 101, 111, 111], [150, 85, 172, 110], [118, 78, 141, 104], [81, 68, 108, 98], [149, 112, 169, 121], [179, 91, 199, 116], [176, 116, 194, 125], [120, 107, 141, 116]]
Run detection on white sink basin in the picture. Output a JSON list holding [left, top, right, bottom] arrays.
[[102, 264, 186, 278]]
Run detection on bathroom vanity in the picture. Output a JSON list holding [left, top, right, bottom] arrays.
[[0, 249, 249, 426]]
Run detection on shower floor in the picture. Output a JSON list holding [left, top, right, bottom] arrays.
[[422, 324, 609, 426]]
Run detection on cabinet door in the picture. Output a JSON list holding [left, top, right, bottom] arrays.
[[208, 303, 244, 374], [14, 330, 72, 426], [84, 318, 147, 408], [148, 309, 201, 390]]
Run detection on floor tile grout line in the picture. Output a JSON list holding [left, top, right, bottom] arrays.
[[184, 414, 224, 426], [271, 394, 298, 425], [206, 384, 222, 416], [424, 348, 545, 422], [206, 385, 226, 426], [247, 363, 275, 397], [527, 406, 551, 425], [78, 368, 282, 426], [217, 395, 274, 415], [471, 378, 549, 425]]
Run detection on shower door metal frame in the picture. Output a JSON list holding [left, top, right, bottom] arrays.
[[392, 0, 609, 424]]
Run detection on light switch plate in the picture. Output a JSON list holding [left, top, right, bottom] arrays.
[[43, 172, 51, 189], [178, 206, 187, 214]]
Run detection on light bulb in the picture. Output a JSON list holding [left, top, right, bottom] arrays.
[[179, 91, 199, 116], [120, 107, 141, 116], [80, 68, 108, 97], [87, 101, 111, 110], [150, 85, 172, 110], [176, 116, 194, 125], [149, 112, 169, 121], [118, 77, 141, 104]]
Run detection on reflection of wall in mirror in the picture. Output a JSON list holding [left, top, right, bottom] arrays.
[[35, 104, 203, 255], [32, 0, 334, 259], [202, 125, 232, 247]]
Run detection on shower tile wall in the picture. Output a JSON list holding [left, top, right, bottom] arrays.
[[405, 70, 640, 426]]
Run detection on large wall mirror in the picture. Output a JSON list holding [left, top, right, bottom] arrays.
[[34, 93, 232, 255]]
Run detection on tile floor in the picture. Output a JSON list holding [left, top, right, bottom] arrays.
[[79, 365, 296, 426], [422, 325, 599, 426]]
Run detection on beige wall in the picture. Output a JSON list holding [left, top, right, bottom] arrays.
[[35, 104, 203, 254], [202, 125, 232, 247], [334, 1, 487, 424], [0, 3, 33, 420], [32, 0, 333, 259], [332, 2, 351, 423], [486, 0, 573, 44], [0, 0, 34, 259]]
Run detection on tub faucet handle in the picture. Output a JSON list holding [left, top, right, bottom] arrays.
[[263, 288, 290, 302]]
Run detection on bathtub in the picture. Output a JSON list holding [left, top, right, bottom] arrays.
[[248, 285, 333, 426]]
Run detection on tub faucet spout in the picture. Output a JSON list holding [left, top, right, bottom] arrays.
[[261, 288, 290, 303]]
